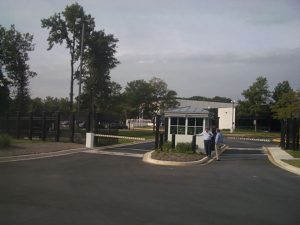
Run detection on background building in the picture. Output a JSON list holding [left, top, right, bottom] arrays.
[[175, 99, 236, 131]]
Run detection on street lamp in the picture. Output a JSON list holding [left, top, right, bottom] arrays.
[[231, 100, 235, 133], [75, 18, 85, 118]]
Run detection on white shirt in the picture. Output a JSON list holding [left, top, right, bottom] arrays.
[[198, 130, 213, 140]]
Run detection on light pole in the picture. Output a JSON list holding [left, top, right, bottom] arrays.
[[231, 100, 235, 133], [76, 18, 85, 118]]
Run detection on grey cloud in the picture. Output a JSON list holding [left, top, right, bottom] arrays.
[[118, 48, 300, 65], [111, 47, 300, 100]]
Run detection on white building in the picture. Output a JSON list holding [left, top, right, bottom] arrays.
[[175, 99, 236, 131], [163, 99, 236, 149]]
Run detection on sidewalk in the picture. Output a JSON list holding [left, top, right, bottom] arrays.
[[266, 147, 300, 175], [0, 147, 87, 163]]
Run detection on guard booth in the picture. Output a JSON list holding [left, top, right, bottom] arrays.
[[163, 106, 216, 150]]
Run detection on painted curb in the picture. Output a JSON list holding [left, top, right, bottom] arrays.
[[265, 147, 300, 176]]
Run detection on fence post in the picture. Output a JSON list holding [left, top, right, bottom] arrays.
[[286, 119, 290, 149], [292, 118, 296, 150], [280, 120, 285, 149], [5, 112, 9, 134], [171, 134, 175, 149], [29, 112, 33, 140], [296, 118, 300, 150], [55, 111, 60, 142], [70, 112, 75, 143], [42, 111, 46, 141], [159, 133, 164, 150], [192, 135, 196, 153], [164, 117, 168, 141], [155, 115, 160, 149], [86, 112, 91, 132], [16, 112, 20, 139]]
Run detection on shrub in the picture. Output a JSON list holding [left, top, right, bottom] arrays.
[[175, 142, 193, 153], [161, 141, 173, 152], [0, 133, 12, 148]]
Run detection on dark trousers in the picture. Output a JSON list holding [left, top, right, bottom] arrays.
[[204, 140, 211, 156]]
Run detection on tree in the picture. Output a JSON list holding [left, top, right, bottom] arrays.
[[41, 3, 95, 111], [123, 77, 178, 119], [238, 76, 271, 131], [123, 79, 153, 119], [29, 97, 44, 113], [271, 90, 300, 120], [0, 25, 36, 112], [82, 30, 120, 112], [272, 81, 293, 103], [149, 77, 178, 113], [187, 96, 232, 103], [0, 66, 10, 114], [30, 97, 70, 113]]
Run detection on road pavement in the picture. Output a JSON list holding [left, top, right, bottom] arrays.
[[0, 139, 299, 225]]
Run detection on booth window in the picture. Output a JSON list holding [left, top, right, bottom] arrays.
[[187, 118, 203, 135], [170, 117, 186, 134]]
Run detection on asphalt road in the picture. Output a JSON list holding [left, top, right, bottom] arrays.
[[0, 139, 299, 225]]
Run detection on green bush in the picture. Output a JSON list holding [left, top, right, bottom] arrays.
[[161, 141, 173, 152], [0, 134, 12, 148], [175, 142, 193, 153]]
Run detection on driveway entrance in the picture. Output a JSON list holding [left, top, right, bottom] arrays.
[[1, 139, 299, 225]]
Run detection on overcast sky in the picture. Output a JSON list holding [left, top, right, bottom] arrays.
[[1, 0, 299, 100]]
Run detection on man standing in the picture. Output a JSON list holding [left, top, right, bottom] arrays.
[[215, 129, 224, 161], [198, 127, 214, 157]]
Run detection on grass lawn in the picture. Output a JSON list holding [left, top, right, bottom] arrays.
[[223, 130, 280, 139], [282, 159, 300, 168], [286, 150, 300, 158], [118, 130, 155, 140], [93, 130, 155, 146]]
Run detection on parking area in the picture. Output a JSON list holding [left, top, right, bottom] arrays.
[[1, 140, 300, 225]]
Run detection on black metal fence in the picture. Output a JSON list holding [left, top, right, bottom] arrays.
[[0, 112, 121, 144], [236, 116, 281, 132], [280, 118, 299, 150]]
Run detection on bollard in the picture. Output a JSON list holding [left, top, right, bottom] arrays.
[[86, 133, 94, 148]]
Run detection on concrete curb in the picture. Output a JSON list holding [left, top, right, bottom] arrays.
[[143, 151, 209, 166], [227, 136, 273, 143], [143, 145, 229, 166], [0, 147, 88, 163], [0, 140, 154, 163], [265, 147, 300, 176], [92, 140, 154, 151]]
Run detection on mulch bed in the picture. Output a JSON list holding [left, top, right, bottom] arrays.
[[151, 151, 205, 162], [0, 142, 85, 157]]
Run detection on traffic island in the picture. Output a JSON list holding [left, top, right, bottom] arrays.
[[143, 145, 228, 166], [143, 151, 209, 166]]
